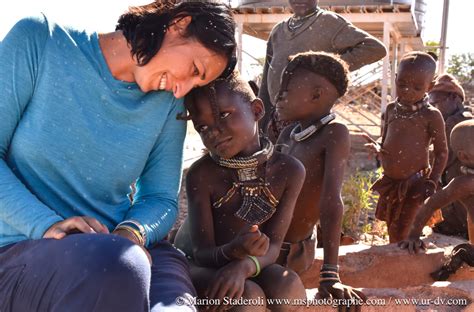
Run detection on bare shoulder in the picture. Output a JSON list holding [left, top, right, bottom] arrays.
[[186, 154, 215, 185], [270, 151, 305, 181], [424, 104, 444, 120], [321, 122, 350, 144]]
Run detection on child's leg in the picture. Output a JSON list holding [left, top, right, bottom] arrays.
[[254, 264, 306, 312], [468, 213, 474, 244], [189, 261, 266, 312], [388, 195, 424, 243]]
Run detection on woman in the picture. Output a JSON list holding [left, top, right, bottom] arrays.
[[0, 2, 236, 311]]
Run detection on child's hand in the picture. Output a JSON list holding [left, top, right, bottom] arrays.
[[398, 238, 426, 254], [317, 281, 366, 311], [230, 224, 270, 259], [205, 261, 247, 312], [363, 134, 387, 157]]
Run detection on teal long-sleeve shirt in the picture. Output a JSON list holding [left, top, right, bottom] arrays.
[[0, 15, 186, 248]]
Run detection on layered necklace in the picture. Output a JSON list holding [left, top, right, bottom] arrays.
[[210, 137, 279, 225], [290, 113, 336, 142], [393, 95, 428, 120], [288, 9, 318, 32]]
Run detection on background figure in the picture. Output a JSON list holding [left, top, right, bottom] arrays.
[[258, 0, 387, 140], [429, 74, 473, 238], [369, 52, 448, 243], [0, 2, 236, 311]]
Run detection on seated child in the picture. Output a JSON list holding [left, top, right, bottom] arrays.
[[367, 52, 448, 243], [399, 120, 474, 278], [400, 120, 474, 248], [174, 74, 307, 311], [429, 74, 473, 237], [275, 51, 365, 301]]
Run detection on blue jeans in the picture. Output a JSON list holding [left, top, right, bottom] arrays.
[[0, 234, 196, 312]]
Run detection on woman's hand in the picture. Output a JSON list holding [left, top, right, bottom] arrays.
[[229, 224, 269, 259], [113, 228, 152, 265], [205, 261, 248, 312], [317, 281, 366, 312], [43, 216, 109, 239]]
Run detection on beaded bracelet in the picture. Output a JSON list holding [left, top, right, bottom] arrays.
[[247, 255, 261, 277]]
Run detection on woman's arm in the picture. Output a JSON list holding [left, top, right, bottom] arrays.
[[0, 16, 65, 239], [124, 98, 187, 247]]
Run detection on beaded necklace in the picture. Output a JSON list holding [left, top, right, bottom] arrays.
[[288, 9, 318, 32], [460, 166, 474, 175], [290, 113, 335, 142], [210, 137, 279, 225], [393, 95, 428, 120]]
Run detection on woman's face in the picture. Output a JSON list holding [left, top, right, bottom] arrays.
[[133, 30, 227, 98]]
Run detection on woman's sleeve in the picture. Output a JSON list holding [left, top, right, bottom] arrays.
[[125, 99, 187, 247], [331, 15, 387, 70], [0, 15, 64, 239]]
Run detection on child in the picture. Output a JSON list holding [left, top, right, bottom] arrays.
[[399, 120, 474, 278], [400, 120, 474, 248], [368, 52, 448, 243], [275, 51, 365, 302], [429, 74, 472, 237], [174, 74, 307, 311]]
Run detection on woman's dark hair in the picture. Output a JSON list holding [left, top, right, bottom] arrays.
[[116, 1, 237, 78]]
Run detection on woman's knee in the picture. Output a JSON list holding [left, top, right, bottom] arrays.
[[64, 234, 151, 286]]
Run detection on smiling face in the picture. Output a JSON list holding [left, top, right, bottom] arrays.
[[288, 0, 317, 17], [396, 61, 435, 106], [133, 26, 227, 98], [187, 87, 263, 159]]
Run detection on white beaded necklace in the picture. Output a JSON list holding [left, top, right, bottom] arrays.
[[460, 166, 474, 175], [290, 113, 336, 142]]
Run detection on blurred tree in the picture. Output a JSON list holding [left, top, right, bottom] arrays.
[[447, 53, 474, 85]]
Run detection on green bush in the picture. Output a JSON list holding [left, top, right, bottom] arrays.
[[342, 169, 380, 237]]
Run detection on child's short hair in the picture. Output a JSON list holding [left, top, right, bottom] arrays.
[[181, 72, 256, 120], [286, 51, 350, 96], [399, 51, 437, 76], [451, 120, 474, 155]]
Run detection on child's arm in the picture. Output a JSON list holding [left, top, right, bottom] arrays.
[[318, 123, 365, 300], [400, 176, 474, 253], [428, 109, 448, 183], [320, 123, 349, 266]]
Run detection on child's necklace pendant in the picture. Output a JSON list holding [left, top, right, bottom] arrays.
[[234, 183, 278, 225], [237, 167, 258, 181]]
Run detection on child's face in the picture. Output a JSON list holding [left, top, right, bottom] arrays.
[[276, 68, 336, 122], [396, 63, 434, 106], [429, 91, 460, 119], [188, 90, 262, 159]]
